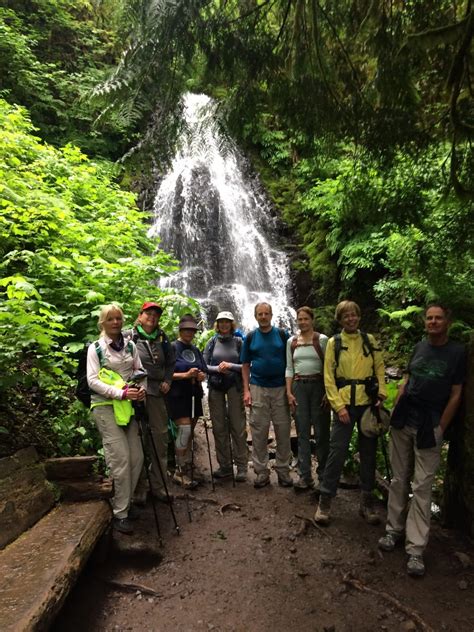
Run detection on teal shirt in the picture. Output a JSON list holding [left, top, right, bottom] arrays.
[[241, 327, 288, 387]]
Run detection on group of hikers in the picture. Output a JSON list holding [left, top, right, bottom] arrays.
[[86, 299, 466, 578]]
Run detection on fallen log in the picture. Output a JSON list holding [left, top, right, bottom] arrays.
[[44, 456, 97, 480], [54, 476, 113, 501]]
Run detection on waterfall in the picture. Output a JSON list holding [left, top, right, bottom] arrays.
[[149, 93, 295, 331]]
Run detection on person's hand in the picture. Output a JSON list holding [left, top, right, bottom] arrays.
[[218, 361, 231, 374], [197, 371, 206, 382], [287, 392, 297, 413], [187, 367, 199, 379], [243, 389, 252, 407], [337, 407, 350, 424], [159, 382, 170, 394], [126, 387, 145, 401]]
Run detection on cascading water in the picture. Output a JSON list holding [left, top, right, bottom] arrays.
[[149, 93, 295, 331]]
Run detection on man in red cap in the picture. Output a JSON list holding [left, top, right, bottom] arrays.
[[125, 301, 175, 503]]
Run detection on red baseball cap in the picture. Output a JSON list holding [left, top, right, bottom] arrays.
[[140, 301, 163, 313]]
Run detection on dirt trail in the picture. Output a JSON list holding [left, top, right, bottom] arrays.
[[54, 426, 474, 632]]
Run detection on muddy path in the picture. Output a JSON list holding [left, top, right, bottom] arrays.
[[54, 425, 474, 632]]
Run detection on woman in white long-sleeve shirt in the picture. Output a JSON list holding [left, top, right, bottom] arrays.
[[87, 303, 146, 534]]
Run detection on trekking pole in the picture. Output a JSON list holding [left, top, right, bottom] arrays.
[[190, 381, 196, 488], [226, 409, 236, 488], [178, 464, 193, 523], [136, 403, 180, 535], [135, 410, 163, 547], [203, 416, 216, 492], [379, 433, 392, 484]]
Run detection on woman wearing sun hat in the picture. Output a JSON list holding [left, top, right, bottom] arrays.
[[168, 314, 207, 487], [204, 311, 248, 482]]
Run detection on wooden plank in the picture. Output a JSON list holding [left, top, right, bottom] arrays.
[[44, 456, 97, 481], [0, 500, 112, 632], [0, 465, 56, 550], [54, 476, 113, 501]]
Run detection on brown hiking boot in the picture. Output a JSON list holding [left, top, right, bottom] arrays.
[[314, 494, 331, 525], [359, 491, 380, 525]]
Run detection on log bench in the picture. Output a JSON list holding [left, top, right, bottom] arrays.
[[0, 447, 112, 631]]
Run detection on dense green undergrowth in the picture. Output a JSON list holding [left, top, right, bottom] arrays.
[[0, 99, 196, 457]]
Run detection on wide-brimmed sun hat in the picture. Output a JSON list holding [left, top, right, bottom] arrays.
[[360, 406, 391, 438], [178, 315, 199, 330]]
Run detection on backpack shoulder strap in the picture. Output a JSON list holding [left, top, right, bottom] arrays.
[[334, 333, 342, 368], [290, 336, 298, 359], [278, 328, 287, 346], [312, 332, 325, 362], [234, 335, 243, 354], [94, 340, 105, 368], [360, 331, 374, 358], [207, 334, 218, 361], [246, 330, 254, 347]]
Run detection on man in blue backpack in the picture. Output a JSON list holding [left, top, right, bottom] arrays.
[[241, 302, 293, 489]]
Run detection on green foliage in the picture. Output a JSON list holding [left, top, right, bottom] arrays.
[[0, 0, 126, 156], [0, 99, 194, 456]]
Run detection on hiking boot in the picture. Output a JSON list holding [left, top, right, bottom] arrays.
[[113, 517, 133, 534], [407, 554, 425, 577], [183, 464, 205, 484], [235, 468, 247, 483], [212, 467, 233, 479], [314, 494, 331, 525], [127, 505, 141, 521], [254, 472, 270, 489], [378, 531, 403, 552], [173, 469, 199, 490], [294, 476, 315, 491], [359, 492, 380, 525], [277, 472, 294, 487], [151, 490, 174, 504]]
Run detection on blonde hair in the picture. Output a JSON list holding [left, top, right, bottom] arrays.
[[97, 303, 124, 334], [335, 300, 361, 322]]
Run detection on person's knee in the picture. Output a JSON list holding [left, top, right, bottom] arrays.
[[175, 424, 191, 451]]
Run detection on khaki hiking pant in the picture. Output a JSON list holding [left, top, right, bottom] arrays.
[[92, 405, 143, 518], [208, 385, 248, 470], [386, 425, 443, 556], [135, 395, 169, 497], [249, 384, 291, 476]]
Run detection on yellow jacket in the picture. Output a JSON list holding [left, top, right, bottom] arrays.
[[324, 331, 387, 412]]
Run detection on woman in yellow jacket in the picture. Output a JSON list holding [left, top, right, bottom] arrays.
[[314, 300, 387, 526]]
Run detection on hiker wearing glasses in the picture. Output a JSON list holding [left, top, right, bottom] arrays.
[[378, 303, 467, 577], [286, 306, 330, 492], [314, 300, 387, 526], [87, 303, 147, 535], [167, 315, 207, 489], [241, 302, 293, 489], [125, 302, 176, 505]]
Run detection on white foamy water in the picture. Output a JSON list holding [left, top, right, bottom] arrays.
[[149, 93, 294, 331]]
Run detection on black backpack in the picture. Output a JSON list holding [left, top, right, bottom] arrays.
[[75, 341, 104, 408]]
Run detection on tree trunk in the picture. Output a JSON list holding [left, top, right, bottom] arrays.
[[442, 334, 474, 535]]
